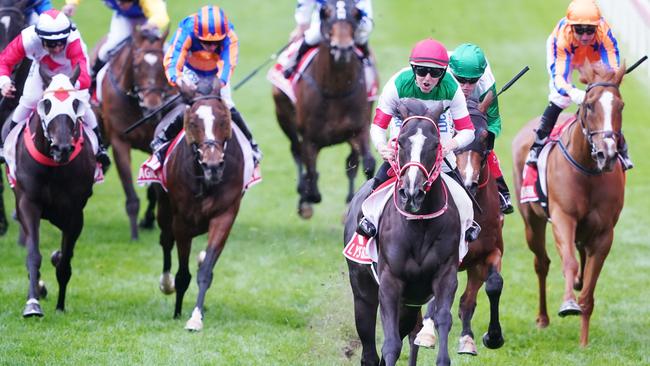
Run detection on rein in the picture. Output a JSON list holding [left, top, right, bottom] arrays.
[[390, 115, 448, 220], [23, 122, 84, 166], [188, 94, 229, 163]]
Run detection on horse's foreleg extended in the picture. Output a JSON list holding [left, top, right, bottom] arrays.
[[457, 265, 483, 355], [431, 260, 459, 366], [524, 214, 550, 327], [112, 139, 140, 240], [55, 212, 84, 312], [300, 141, 321, 204], [138, 185, 157, 229], [18, 197, 43, 317], [483, 262, 504, 349], [172, 230, 192, 320], [379, 273, 405, 366], [549, 212, 580, 316]]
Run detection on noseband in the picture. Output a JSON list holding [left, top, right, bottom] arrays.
[[189, 95, 229, 163]]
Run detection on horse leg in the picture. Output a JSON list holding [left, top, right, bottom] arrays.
[[112, 139, 140, 240], [172, 229, 192, 319], [414, 301, 436, 349], [378, 274, 405, 366], [524, 214, 551, 327], [185, 204, 240, 332], [54, 212, 83, 312], [574, 243, 586, 291], [457, 265, 484, 355], [431, 260, 459, 366], [157, 192, 175, 295], [301, 141, 321, 204], [0, 176, 8, 236], [359, 131, 376, 180], [407, 311, 423, 366], [138, 185, 157, 229], [482, 254, 505, 350], [397, 306, 420, 366], [345, 142, 360, 203], [577, 231, 613, 347], [549, 212, 581, 317], [347, 262, 380, 366], [18, 198, 44, 317]]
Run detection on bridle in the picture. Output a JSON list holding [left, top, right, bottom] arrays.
[[188, 95, 229, 164]]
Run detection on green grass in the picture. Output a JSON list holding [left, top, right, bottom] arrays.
[[1, 0, 649, 365]]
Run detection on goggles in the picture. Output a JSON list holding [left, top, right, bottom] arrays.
[[411, 64, 446, 78]]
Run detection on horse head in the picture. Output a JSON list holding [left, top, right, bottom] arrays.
[[0, 0, 28, 47], [319, 0, 360, 64], [183, 79, 231, 186], [36, 65, 85, 163], [578, 61, 626, 172], [130, 26, 172, 112], [394, 99, 444, 213], [455, 98, 489, 196]]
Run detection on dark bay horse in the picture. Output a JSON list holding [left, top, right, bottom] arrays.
[[344, 100, 461, 366], [0, 0, 32, 235], [99, 28, 172, 240], [155, 82, 245, 331], [416, 100, 505, 355], [13, 66, 96, 317], [512, 62, 627, 346], [272, 0, 375, 219]]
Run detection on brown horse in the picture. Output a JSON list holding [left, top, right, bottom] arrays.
[[99, 28, 173, 240], [344, 100, 460, 366], [512, 62, 626, 346], [272, 0, 375, 218], [13, 66, 96, 317], [155, 81, 245, 331]]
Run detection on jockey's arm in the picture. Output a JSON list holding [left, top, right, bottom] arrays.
[[63, 0, 79, 17], [66, 37, 92, 90], [291, 0, 316, 41], [140, 0, 170, 31], [480, 82, 502, 138], [550, 31, 576, 98], [599, 20, 620, 70], [0, 34, 28, 91], [216, 27, 238, 86], [447, 89, 474, 155], [163, 21, 193, 86]]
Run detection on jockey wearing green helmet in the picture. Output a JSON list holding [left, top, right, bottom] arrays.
[[448, 43, 513, 214]]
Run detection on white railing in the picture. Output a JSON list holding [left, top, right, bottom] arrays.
[[598, 0, 650, 80]]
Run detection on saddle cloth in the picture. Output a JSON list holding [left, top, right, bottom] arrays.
[[4, 119, 104, 188], [137, 123, 261, 192], [266, 40, 378, 104]]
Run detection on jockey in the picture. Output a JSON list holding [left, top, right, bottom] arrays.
[[526, 0, 633, 170], [0, 9, 110, 171], [150, 5, 261, 163], [356, 38, 480, 241], [448, 43, 514, 214], [24, 0, 54, 25], [282, 0, 373, 77], [62, 0, 170, 79]]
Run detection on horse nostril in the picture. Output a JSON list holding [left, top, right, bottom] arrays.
[[398, 188, 407, 201], [596, 151, 606, 161]]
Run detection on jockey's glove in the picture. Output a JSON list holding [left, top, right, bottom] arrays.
[[569, 88, 586, 105]]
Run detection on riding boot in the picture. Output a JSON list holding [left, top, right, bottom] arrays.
[[618, 132, 633, 171], [496, 176, 514, 214], [150, 112, 184, 162], [0, 120, 18, 164], [283, 39, 312, 78], [92, 126, 111, 173], [230, 107, 262, 164], [526, 102, 563, 166], [90, 58, 107, 93], [465, 220, 482, 242], [357, 42, 372, 66]]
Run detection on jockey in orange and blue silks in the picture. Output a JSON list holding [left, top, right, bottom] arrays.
[[63, 0, 170, 76], [150, 5, 261, 165], [526, 0, 632, 170]]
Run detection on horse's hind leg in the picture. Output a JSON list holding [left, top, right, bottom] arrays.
[[524, 214, 551, 327], [18, 199, 44, 317], [483, 262, 504, 349], [0, 176, 8, 236], [397, 307, 421, 366], [347, 263, 380, 366], [112, 139, 140, 240], [173, 233, 192, 320], [457, 265, 484, 355], [138, 185, 156, 229], [431, 261, 459, 366], [345, 143, 360, 203]]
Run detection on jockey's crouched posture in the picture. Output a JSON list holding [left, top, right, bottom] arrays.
[[0, 10, 110, 171], [526, 0, 632, 170], [150, 5, 261, 164], [356, 38, 481, 242]]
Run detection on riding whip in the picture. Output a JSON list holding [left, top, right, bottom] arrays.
[[123, 94, 181, 135], [233, 41, 292, 91], [496, 66, 530, 97], [625, 55, 648, 74], [443, 157, 483, 214]]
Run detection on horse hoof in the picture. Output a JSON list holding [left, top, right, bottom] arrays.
[[50, 250, 62, 267], [197, 250, 206, 267], [298, 202, 313, 219], [457, 335, 477, 355], [38, 280, 48, 300], [22, 300, 44, 318], [573, 278, 583, 291], [482, 331, 504, 349], [159, 272, 175, 295], [414, 332, 436, 349], [536, 315, 550, 328], [185, 308, 203, 331], [138, 216, 155, 230], [558, 299, 582, 317]]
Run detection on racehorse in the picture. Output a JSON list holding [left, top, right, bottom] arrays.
[[344, 99, 461, 366], [13, 65, 96, 317], [512, 62, 627, 346], [154, 80, 245, 331], [272, 0, 375, 219], [0, 0, 32, 235], [98, 27, 172, 240]]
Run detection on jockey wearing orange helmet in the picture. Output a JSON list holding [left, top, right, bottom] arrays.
[[151, 5, 261, 164], [526, 0, 632, 170]]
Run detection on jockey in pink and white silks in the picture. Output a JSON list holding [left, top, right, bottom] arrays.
[[283, 0, 373, 77], [356, 38, 481, 247], [0, 9, 110, 170], [63, 0, 170, 77]]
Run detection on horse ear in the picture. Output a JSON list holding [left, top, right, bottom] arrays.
[[320, 4, 332, 20], [425, 104, 444, 122], [70, 64, 81, 87], [38, 65, 52, 86], [578, 61, 594, 84], [614, 60, 626, 85], [395, 102, 410, 121], [161, 27, 170, 42], [37, 99, 52, 120], [182, 106, 196, 145]]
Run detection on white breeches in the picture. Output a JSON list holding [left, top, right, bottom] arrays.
[[98, 12, 146, 62], [303, 10, 373, 46], [182, 67, 235, 109]]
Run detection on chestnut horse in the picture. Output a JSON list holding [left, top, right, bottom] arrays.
[[512, 62, 627, 346], [99, 28, 172, 240], [13, 66, 96, 317], [155, 83, 245, 331], [344, 100, 460, 366], [272, 0, 375, 218]]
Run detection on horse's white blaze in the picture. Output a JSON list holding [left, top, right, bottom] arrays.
[[598, 91, 617, 155], [196, 105, 216, 140], [407, 128, 426, 194], [336, 0, 346, 19], [143, 53, 158, 65], [1, 16, 10, 32], [462, 154, 474, 187]]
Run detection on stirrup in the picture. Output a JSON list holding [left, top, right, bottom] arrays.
[[619, 155, 634, 171], [252, 144, 263, 164], [465, 221, 481, 242], [283, 66, 295, 79], [96, 149, 111, 174], [525, 148, 540, 167], [356, 217, 376, 237], [499, 192, 514, 214], [0, 146, 5, 164]]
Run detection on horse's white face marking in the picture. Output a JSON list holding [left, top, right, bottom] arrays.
[[407, 128, 426, 194], [143, 53, 158, 66], [1, 16, 10, 32], [336, 1, 347, 19], [462, 154, 474, 187], [196, 105, 216, 141], [598, 91, 617, 155]]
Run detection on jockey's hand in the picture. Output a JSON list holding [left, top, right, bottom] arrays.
[[289, 24, 309, 42], [569, 88, 586, 105], [62, 3, 77, 17], [140, 22, 161, 37], [1, 82, 16, 98], [378, 143, 395, 162], [442, 139, 458, 157], [176, 76, 196, 101]]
